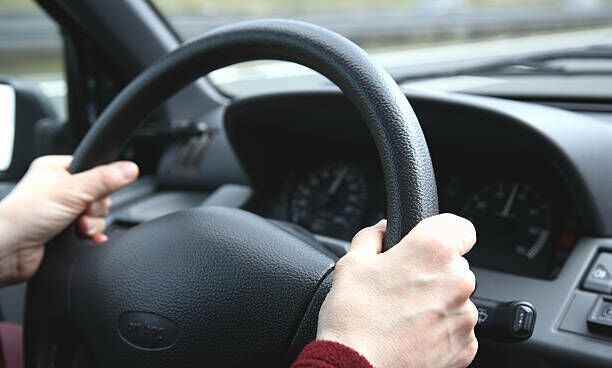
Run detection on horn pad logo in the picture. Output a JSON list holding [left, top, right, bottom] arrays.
[[118, 312, 178, 350]]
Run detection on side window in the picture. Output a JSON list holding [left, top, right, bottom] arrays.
[[0, 1, 66, 120], [0, 1, 66, 176]]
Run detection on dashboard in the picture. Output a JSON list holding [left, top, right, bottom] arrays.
[[220, 90, 607, 283], [258, 151, 580, 279]]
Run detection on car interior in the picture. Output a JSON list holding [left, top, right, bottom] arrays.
[[1, 0, 612, 367]]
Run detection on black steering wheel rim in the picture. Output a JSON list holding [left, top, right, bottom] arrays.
[[68, 18, 438, 248], [25, 19, 438, 367]]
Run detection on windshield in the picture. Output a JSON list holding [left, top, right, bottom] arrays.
[[153, 0, 612, 97]]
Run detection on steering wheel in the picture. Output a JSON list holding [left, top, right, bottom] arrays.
[[24, 20, 438, 367]]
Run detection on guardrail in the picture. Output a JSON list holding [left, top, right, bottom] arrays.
[[1, 5, 612, 53], [174, 6, 612, 45]]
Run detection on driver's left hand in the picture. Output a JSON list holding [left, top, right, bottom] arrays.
[[0, 155, 139, 287]]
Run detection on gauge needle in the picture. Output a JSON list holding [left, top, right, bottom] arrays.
[[308, 166, 350, 213], [327, 165, 350, 196], [500, 183, 519, 218]]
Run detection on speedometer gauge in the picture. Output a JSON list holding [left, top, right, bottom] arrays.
[[462, 182, 554, 277], [289, 162, 367, 239]]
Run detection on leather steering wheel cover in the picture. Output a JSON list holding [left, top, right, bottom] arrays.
[[70, 19, 438, 248]]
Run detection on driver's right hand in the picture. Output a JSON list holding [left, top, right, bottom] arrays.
[[316, 214, 478, 368]]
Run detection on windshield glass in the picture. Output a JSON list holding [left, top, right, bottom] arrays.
[[152, 0, 612, 97]]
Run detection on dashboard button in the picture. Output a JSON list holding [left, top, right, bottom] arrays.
[[583, 253, 612, 294], [587, 295, 612, 335]]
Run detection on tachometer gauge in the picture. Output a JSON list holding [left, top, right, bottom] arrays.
[[462, 182, 554, 277], [289, 162, 368, 239]]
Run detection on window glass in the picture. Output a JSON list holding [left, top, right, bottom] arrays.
[[152, 0, 612, 95], [0, 1, 66, 121], [153, 0, 612, 50]]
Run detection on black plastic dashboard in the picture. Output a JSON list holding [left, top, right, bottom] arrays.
[[225, 91, 595, 280]]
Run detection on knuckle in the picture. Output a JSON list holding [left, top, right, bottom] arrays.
[[437, 212, 461, 221], [440, 212, 473, 230], [457, 314, 474, 332], [454, 215, 477, 246], [465, 302, 479, 329], [447, 268, 475, 307], [461, 223, 477, 250], [451, 259, 475, 287], [458, 268, 476, 296], [460, 338, 479, 367], [457, 256, 470, 270], [464, 218, 477, 241], [439, 213, 477, 249], [416, 233, 454, 260]]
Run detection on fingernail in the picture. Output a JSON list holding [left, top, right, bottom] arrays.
[[116, 162, 139, 181], [92, 234, 108, 244]]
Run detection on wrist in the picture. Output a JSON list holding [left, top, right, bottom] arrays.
[[0, 197, 17, 242], [0, 199, 21, 286]]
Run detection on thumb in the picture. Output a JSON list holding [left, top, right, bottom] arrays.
[[348, 219, 386, 255], [72, 161, 139, 201]]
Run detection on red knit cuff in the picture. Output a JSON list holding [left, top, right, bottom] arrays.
[[291, 340, 373, 368]]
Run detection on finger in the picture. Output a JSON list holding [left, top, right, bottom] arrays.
[[348, 219, 386, 255], [91, 233, 109, 244], [30, 155, 74, 171], [85, 197, 112, 217], [406, 213, 476, 256], [457, 255, 470, 270], [77, 215, 106, 237], [466, 300, 479, 329], [72, 161, 139, 201]]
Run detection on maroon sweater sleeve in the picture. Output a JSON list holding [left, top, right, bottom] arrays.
[[290, 340, 373, 368]]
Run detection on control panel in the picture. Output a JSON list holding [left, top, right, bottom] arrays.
[[559, 251, 612, 341]]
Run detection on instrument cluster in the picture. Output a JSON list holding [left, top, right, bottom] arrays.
[[259, 157, 580, 279]]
